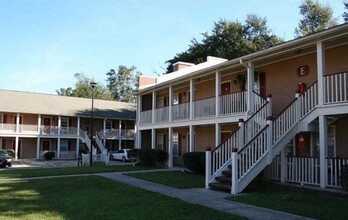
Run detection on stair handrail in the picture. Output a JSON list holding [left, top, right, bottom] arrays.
[[96, 132, 108, 155]]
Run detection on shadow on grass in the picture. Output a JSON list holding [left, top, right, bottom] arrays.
[[0, 176, 243, 220]]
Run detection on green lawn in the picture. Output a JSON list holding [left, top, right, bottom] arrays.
[[229, 182, 348, 220], [0, 165, 148, 179], [125, 171, 205, 189], [0, 176, 242, 220]]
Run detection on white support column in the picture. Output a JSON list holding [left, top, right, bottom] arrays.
[[76, 138, 79, 159], [36, 137, 40, 159], [137, 130, 142, 149], [58, 116, 61, 135], [247, 61, 254, 113], [15, 113, 20, 133], [319, 115, 328, 188], [57, 138, 60, 159], [152, 90, 156, 124], [205, 149, 212, 189], [77, 117, 80, 136], [168, 127, 173, 168], [238, 119, 244, 148], [189, 125, 194, 152], [280, 148, 287, 183], [134, 124, 137, 149], [215, 123, 221, 147], [119, 120, 122, 137], [151, 129, 156, 149], [169, 85, 173, 122], [103, 119, 106, 141], [267, 116, 273, 164], [317, 41, 325, 105], [15, 136, 19, 160], [189, 79, 194, 119], [119, 139, 122, 150], [38, 114, 41, 133], [215, 71, 220, 116], [231, 149, 238, 194]]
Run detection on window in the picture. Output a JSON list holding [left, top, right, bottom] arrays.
[[172, 132, 179, 156], [157, 134, 164, 150], [173, 93, 179, 105], [61, 118, 69, 131], [60, 140, 68, 152], [106, 120, 112, 129]]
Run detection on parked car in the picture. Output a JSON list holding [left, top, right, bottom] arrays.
[[0, 150, 12, 168], [110, 149, 135, 162]]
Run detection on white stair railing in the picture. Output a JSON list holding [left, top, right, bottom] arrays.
[[96, 133, 107, 155], [324, 72, 348, 104]]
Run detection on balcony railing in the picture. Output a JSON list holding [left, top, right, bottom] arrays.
[[140, 110, 152, 125], [194, 97, 216, 118], [98, 129, 135, 139], [219, 91, 247, 115], [172, 102, 190, 121], [155, 106, 169, 123]]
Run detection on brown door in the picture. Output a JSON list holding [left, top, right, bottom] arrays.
[[221, 82, 231, 95], [42, 140, 50, 151], [259, 72, 266, 99], [43, 118, 51, 134]]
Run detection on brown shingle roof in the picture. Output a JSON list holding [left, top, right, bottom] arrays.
[[0, 89, 136, 120]]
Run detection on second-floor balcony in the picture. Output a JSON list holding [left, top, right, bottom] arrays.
[[98, 129, 135, 139], [0, 124, 80, 136]]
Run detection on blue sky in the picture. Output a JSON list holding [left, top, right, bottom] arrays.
[[0, 0, 346, 94]]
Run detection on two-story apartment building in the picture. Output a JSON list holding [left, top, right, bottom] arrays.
[[136, 23, 348, 194], [0, 90, 136, 160]]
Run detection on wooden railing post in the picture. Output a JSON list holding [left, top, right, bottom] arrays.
[[267, 116, 273, 164], [231, 147, 238, 194], [295, 90, 301, 119], [205, 147, 212, 189], [266, 94, 272, 117], [238, 118, 244, 148]]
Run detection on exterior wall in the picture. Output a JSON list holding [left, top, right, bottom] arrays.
[[221, 73, 246, 93], [21, 138, 36, 158], [325, 44, 348, 75], [195, 126, 215, 152], [141, 94, 152, 111], [334, 117, 348, 158], [139, 76, 156, 88], [195, 79, 215, 100], [141, 130, 152, 149], [40, 138, 57, 151], [156, 129, 168, 151], [173, 86, 190, 103], [156, 91, 169, 107], [173, 127, 189, 155], [20, 114, 38, 125]]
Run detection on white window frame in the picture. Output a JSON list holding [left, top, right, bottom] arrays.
[[60, 139, 69, 152], [173, 93, 179, 105], [172, 132, 179, 156], [157, 134, 164, 150]]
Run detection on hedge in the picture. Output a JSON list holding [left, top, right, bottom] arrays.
[[183, 152, 205, 174], [129, 149, 168, 167]]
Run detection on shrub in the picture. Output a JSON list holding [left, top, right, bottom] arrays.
[[183, 152, 205, 174], [5, 150, 15, 158], [130, 149, 168, 167], [342, 164, 348, 191], [43, 151, 55, 160]]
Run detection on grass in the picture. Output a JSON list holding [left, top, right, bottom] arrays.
[[0, 176, 243, 220], [125, 171, 205, 189], [228, 182, 348, 220], [0, 165, 149, 179]]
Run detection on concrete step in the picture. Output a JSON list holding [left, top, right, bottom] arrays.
[[215, 175, 231, 183], [222, 170, 231, 177], [208, 182, 231, 192]]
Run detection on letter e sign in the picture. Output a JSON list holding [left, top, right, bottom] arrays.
[[297, 65, 309, 77]]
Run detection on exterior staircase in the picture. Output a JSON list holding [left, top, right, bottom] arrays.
[[205, 73, 335, 194]]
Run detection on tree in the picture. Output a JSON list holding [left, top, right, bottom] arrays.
[[106, 66, 142, 103], [56, 73, 114, 100], [344, 2, 348, 23], [165, 14, 282, 73], [294, 0, 337, 37]]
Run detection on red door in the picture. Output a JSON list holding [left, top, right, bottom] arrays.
[[259, 72, 266, 99], [221, 82, 231, 95], [42, 140, 50, 151]]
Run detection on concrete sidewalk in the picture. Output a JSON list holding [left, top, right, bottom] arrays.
[[99, 171, 313, 220]]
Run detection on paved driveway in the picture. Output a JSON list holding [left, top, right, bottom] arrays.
[[3, 158, 133, 169]]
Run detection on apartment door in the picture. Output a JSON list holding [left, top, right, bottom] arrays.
[[43, 118, 51, 134], [259, 72, 266, 99], [42, 140, 50, 151], [221, 82, 231, 95]]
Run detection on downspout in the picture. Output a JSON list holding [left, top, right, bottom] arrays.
[[239, 59, 254, 114]]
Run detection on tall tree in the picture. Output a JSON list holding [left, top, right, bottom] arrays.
[[294, 0, 337, 37], [106, 65, 141, 103], [344, 1, 348, 23], [56, 73, 114, 100], [165, 14, 282, 73]]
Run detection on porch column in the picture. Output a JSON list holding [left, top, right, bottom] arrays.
[[137, 130, 142, 149], [189, 125, 194, 152], [103, 119, 106, 145], [119, 120, 122, 137], [76, 138, 79, 159], [152, 90, 156, 124], [316, 41, 325, 105], [58, 116, 61, 135], [57, 138, 60, 159], [38, 114, 41, 133], [169, 85, 173, 122], [36, 137, 40, 159], [189, 79, 194, 119], [215, 71, 220, 116], [119, 140, 122, 150], [15, 113, 20, 133], [247, 61, 254, 113], [77, 117, 80, 136], [168, 127, 173, 168], [136, 95, 141, 142], [319, 115, 328, 188], [151, 129, 156, 149], [215, 123, 221, 147], [15, 136, 19, 160], [133, 124, 137, 149]]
